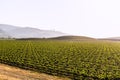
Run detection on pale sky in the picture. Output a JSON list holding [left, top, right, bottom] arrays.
[[0, 0, 120, 38]]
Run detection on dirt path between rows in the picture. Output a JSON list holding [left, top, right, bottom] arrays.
[[0, 63, 70, 80]]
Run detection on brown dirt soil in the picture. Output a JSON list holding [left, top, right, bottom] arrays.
[[0, 63, 70, 80]]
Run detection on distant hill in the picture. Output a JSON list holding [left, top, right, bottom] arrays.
[[99, 37, 120, 41], [0, 24, 66, 38], [0, 29, 11, 38], [0, 24, 18, 31], [49, 35, 95, 41]]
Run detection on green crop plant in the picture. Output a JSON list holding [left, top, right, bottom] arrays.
[[0, 40, 120, 79]]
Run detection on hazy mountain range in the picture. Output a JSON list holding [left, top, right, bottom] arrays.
[[0, 24, 66, 38], [0, 24, 120, 41]]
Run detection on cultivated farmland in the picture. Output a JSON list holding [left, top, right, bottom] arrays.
[[0, 40, 120, 79]]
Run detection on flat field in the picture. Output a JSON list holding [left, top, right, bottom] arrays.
[[0, 40, 120, 79]]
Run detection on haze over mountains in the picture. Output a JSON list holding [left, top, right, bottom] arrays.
[[0, 24, 66, 38], [0, 24, 120, 41]]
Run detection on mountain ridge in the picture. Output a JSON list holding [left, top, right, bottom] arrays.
[[0, 24, 66, 38]]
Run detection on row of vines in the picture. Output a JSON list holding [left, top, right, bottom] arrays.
[[0, 40, 120, 79]]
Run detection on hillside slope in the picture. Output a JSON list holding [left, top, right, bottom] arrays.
[[0, 24, 66, 38], [0, 29, 11, 38], [99, 37, 120, 41], [49, 35, 95, 41]]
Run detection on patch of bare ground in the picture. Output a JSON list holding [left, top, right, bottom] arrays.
[[0, 63, 71, 80]]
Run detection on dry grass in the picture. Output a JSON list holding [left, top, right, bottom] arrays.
[[0, 63, 70, 80]]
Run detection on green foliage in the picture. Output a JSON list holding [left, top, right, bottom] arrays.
[[0, 40, 120, 79]]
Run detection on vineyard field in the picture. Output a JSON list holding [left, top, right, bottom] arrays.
[[0, 40, 120, 79]]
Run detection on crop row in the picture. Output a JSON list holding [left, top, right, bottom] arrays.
[[0, 40, 120, 79]]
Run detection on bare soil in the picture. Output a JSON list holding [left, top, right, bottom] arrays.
[[0, 63, 70, 80]]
